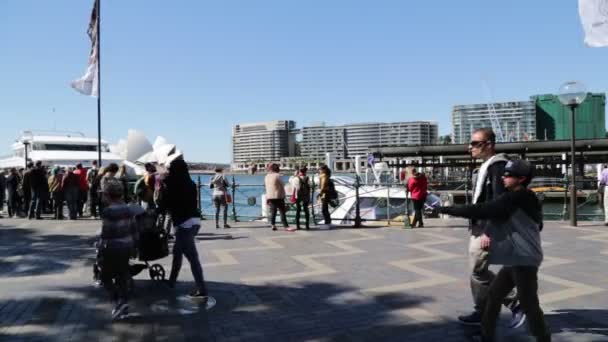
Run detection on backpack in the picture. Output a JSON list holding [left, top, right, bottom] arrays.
[[326, 178, 338, 200], [297, 176, 311, 200]]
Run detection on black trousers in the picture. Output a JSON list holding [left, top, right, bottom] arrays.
[[321, 198, 331, 225], [89, 190, 99, 218], [52, 192, 64, 219], [295, 199, 310, 228], [411, 199, 424, 227], [268, 199, 288, 227], [481, 266, 550, 341], [101, 247, 131, 304]]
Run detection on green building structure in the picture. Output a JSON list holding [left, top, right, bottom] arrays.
[[533, 93, 606, 141]]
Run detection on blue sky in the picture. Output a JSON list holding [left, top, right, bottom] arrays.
[[1, 0, 607, 163]]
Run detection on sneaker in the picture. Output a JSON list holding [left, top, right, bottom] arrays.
[[458, 311, 482, 325], [215, 224, 220, 229], [508, 306, 527, 329], [285, 227, 296, 232], [272, 226, 277, 231], [111, 302, 129, 321], [188, 289, 209, 302], [223, 224, 231, 229]]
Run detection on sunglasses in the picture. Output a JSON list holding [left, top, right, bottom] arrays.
[[468, 140, 487, 148]]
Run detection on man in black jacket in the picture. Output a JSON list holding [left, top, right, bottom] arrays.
[[21, 162, 33, 218], [459, 128, 524, 328], [28, 161, 48, 220]]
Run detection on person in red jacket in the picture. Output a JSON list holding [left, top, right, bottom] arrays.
[[73, 163, 90, 217], [407, 168, 428, 228]]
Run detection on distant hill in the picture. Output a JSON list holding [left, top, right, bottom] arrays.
[[187, 162, 230, 171]]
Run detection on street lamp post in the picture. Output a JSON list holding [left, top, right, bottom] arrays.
[[558, 81, 588, 227]]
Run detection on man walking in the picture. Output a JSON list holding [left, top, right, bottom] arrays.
[[459, 128, 525, 328], [599, 164, 608, 226], [21, 162, 33, 217]]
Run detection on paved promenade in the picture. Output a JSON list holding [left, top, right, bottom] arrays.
[[1, 217, 607, 342]]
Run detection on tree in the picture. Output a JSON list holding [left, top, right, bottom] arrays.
[[439, 135, 452, 145]]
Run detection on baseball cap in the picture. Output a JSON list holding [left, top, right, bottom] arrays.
[[503, 159, 533, 178]]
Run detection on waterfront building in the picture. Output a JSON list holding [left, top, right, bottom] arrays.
[[300, 121, 438, 159], [231, 120, 296, 168], [452, 101, 537, 144], [533, 93, 606, 140]]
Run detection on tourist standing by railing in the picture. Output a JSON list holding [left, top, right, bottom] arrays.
[[265, 163, 294, 231], [6, 168, 20, 218], [291, 167, 311, 230], [62, 168, 80, 220], [48, 167, 64, 220], [209, 168, 230, 229], [29, 161, 48, 220], [73, 163, 89, 218], [407, 168, 427, 228], [318, 165, 333, 228], [87, 160, 100, 218], [21, 162, 33, 217]]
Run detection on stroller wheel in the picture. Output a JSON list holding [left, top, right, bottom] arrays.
[[149, 264, 165, 281]]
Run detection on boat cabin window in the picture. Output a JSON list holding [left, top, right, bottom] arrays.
[[31, 143, 109, 152]]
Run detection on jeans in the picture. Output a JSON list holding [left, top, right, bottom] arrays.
[[28, 190, 44, 219], [468, 234, 518, 312], [7, 191, 19, 217], [321, 198, 331, 225], [481, 266, 551, 341], [51, 192, 64, 219], [169, 225, 207, 295], [78, 190, 88, 217], [101, 246, 131, 304], [295, 199, 310, 228], [268, 199, 288, 227], [412, 199, 424, 227], [213, 195, 228, 225]]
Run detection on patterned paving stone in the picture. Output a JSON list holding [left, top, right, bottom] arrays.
[[0, 217, 607, 341]]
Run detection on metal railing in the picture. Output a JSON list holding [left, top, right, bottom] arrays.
[[193, 174, 605, 227]]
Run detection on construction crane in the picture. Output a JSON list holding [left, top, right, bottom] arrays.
[[482, 77, 506, 142]]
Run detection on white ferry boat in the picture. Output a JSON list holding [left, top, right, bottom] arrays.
[[0, 130, 124, 170]]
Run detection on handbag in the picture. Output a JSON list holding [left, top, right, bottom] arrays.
[[225, 193, 232, 204], [290, 189, 297, 204]]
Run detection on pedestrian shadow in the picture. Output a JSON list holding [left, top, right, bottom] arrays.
[[195, 234, 247, 241], [546, 308, 608, 338]]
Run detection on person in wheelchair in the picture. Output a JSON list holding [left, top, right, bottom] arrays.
[[98, 179, 144, 321]]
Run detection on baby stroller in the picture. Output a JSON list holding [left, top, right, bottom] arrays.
[[93, 209, 170, 286]]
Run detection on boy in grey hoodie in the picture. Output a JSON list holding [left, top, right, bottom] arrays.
[[439, 160, 550, 342]]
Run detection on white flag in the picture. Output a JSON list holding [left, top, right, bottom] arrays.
[[579, 0, 608, 47], [71, 0, 99, 96]]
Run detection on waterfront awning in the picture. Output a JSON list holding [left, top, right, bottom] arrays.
[[370, 138, 608, 158]]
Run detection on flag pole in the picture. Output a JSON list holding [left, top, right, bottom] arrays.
[[96, 0, 102, 167]]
